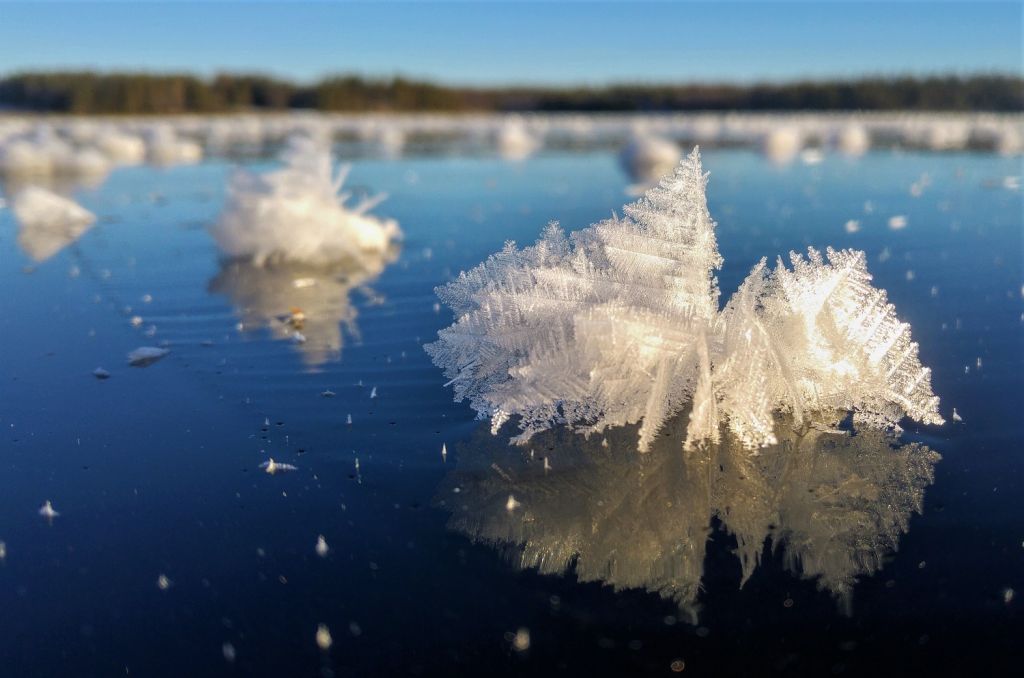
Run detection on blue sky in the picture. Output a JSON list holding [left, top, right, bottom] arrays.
[[0, 2, 1019, 84]]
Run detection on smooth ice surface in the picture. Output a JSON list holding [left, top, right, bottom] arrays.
[[0, 135, 1020, 676]]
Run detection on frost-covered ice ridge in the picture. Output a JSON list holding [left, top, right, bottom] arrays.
[[426, 148, 944, 451]]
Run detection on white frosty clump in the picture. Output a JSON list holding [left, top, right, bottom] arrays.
[[619, 135, 682, 182], [210, 135, 400, 266], [426, 148, 943, 452], [11, 186, 96, 262]]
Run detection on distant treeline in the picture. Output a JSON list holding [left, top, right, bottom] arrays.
[[1, 72, 1020, 114]]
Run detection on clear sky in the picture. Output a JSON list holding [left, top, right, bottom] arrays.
[[0, 1, 1020, 85]]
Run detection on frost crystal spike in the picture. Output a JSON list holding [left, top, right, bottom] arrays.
[[426, 148, 943, 451]]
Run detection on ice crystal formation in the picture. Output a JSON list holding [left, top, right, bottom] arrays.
[[438, 410, 940, 619], [426, 148, 943, 451], [210, 135, 400, 266]]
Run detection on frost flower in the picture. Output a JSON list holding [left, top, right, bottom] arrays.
[[426, 148, 943, 451]]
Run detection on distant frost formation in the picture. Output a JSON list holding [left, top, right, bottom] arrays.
[[439, 410, 940, 620], [11, 186, 96, 262], [210, 135, 400, 266], [426, 148, 943, 451]]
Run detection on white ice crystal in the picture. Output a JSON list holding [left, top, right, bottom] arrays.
[[210, 135, 401, 266], [426, 148, 943, 452]]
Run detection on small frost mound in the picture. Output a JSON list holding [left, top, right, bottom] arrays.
[[620, 135, 682, 183], [762, 127, 804, 165], [211, 135, 400, 266], [12, 187, 96, 262]]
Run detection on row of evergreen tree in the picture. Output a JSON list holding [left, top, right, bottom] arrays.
[[0, 72, 1019, 114]]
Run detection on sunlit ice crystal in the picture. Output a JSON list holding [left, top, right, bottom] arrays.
[[426, 147, 943, 452], [210, 134, 401, 267]]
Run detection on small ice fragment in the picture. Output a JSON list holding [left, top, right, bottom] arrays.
[[506, 495, 521, 511], [127, 346, 169, 367], [441, 443, 447, 462], [432, 302, 441, 314], [291, 332, 307, 344], [260, 458, 298, 475], [370, 386, 377, 399], [905, 270, 915, 281], [39, 500, 59, 522], [952, 408, 963, 422], [930, 286, 939, 297], [1004, 588, 1015, 604], [157, 574, 172, 590], [320, 390, 336, 398], [844, 219, 860, 234], [543, 457, 551, 473], [315, 535, 329, 557], [141, 294, 153, 304], [222, 642, 236, 663], [130, 315, 143, 327], [292, 277, 317, 289], [512, 628, 530, 652], [888, 215, 908, 230], [93, 367, 110, 380], [799, 148, 824, 165], [264, 417, 270, 427], [0, 540, 6, 562], [346, 413, 353, 425], [976, 357, 983, 369], [315, 624, 333, 651]]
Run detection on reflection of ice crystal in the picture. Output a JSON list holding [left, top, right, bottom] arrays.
[[210, 135, 400, 266], [427, 148, 943, 451], [438, 410, 939, 621], [209, 254, 393, 367]]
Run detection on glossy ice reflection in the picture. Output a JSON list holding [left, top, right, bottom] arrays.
[[439, 410, 939, 621]]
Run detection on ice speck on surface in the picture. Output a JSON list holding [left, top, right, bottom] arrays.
[[156, 574, 172, 590], [260, 458, 298, 475], [888, 215, 908, 230], [315, 623, 333, 651], [38, 500, 59, 522], [127, 346, 169, 367], [315, 535, 329, 558], [92, 367, 110, 380], [426, 148, 943, 451]]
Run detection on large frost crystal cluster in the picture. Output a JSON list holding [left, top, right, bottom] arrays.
[[427, 148, 943, 451], [210, 135, 400, 266]]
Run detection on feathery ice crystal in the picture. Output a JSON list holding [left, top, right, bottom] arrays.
[[210, 135, 400, 266], [426, 148, 943, 451]]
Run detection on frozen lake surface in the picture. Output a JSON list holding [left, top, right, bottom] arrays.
[[0, 141, 1021, 675]]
